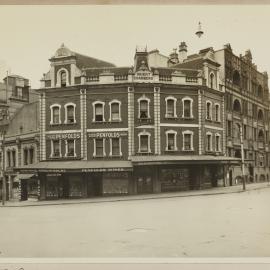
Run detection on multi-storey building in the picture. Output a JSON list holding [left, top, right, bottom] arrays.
[[17, 43, 238, 200]]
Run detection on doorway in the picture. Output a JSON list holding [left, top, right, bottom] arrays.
[[229, 170, 233, 186], [137, 176, 153, 194], [21, 179, 28, 201]]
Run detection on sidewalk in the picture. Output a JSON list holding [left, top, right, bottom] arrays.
[[1, 182, 270, 207]]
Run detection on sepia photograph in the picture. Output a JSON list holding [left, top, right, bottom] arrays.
[[0, 2, 270, 268]]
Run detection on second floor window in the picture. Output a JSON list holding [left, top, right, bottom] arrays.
[[94, 103, 104, 122], [166, 132, 177, 151], [183, 132, 193, 151], [110, 101, 121, 121], [29, 148, 34, 164], [51, 106, 61, 124], [206, 133, 212, 152], [24, 148, 28, 165], [12, 150, 16, 167], [7, 151, 11, 167], [111, 138, 121, 156], [183, 98, 192, 118], [139, 133, 150, 153], [139, 99, 150, 119], [215, 104, 220, 122], [66, 105, 75, 124], [215, 134, 221, 152], [165, 97, 176, 118], [206, 101, 212, 120]]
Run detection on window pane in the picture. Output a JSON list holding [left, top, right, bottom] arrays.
[[24, 149, 28, 165], [140, 100, 148, 118], [206, 103, 211, 119], [216, 136, 220, 151], [140, 135, 149, 152], [167, 100, 174, 117], [67, 106, 74, 123], [53, 140, 60, 156], [95, 104, 103, 121], [67, 140, 75, 156], [112, 138, 120, 155], [184, 100, 191, 117], [96, 139, 103, 156], [61, 71, 67, 86], [207, 135, 211, 151], [111, 103, 120, 120], [12, 151, 16, 167], [168, 133, 175, 150], [184, 134, 191, 150], [53, 107, 60, 124], [29, 148, 34, 164]]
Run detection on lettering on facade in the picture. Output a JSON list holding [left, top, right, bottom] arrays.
[[46, 133, 81, 140], [134, 71, 153, 81], [82, 168, 131, 172], [88, 132, 128, 138], [39, 169, 66, 173]]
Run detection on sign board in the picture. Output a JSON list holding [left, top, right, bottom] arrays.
[[82, 167, 132, 172], [88, 131, 128, 138], [46, 133, 80, 140]]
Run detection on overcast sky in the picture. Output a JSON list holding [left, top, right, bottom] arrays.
[[0, 5, 269, 88]]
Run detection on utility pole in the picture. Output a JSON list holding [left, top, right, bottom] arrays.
[[239, 124, 246, 191]]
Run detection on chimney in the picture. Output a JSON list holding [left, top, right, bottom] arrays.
[[178, 42, 187, 63]]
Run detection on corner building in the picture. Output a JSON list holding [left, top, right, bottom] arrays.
[[19, 44, 239, 200]]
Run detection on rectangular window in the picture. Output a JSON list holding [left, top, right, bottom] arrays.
[[7, 151, 11, 167], [12, 150, 16, 167], [67, 106, 75, 123], [53, 107, 60, 124], [207, 135, 212, 151], [67, 139, 75, 157], [183, 134, 192, 151], [111, 138, 120, 156], [184, 100, 191, 118], [29, 148, 34, 164], [227, 120, 232, 137], [95, 138, 104, 156], [167, 133, 176, 150], [140, 100, 149, 119], [166, 100, 175, 118], [111, 103, 120, 121], [206, 103, 211, 120], [95, 104, 103, 122], [243, 125, 247, 140], [254, 128, 257, 141], [140, 135, 149, 152], [17, 87, 23, 98], [52, 140, 60, 157], [24, 149, 28, 165], [215, 105, 220, 121], [215, 136, 220, 152]]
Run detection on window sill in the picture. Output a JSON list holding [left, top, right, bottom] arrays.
[[64, 122, 77, 125], [165, 149, 178, 152], [182, 149, 194, 152], [109, 155, 123, 158], [137, 151, 152, 155], [50, 123, 62, 126], [108, 120, 122, 123], [93, 155, 106, 158], [165, 116, 178, 120], [182, 117, 194, 120]]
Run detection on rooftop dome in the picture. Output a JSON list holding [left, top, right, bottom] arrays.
[[54, 43, 74, 58]]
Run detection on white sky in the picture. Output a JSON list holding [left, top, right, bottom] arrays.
[[0, 5, 269, 88]]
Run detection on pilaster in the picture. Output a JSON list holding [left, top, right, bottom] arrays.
[[198, 89, 202, 155], [39, 92, 46, 161], [80, 89, 87, 160], [128, 87, 135, 157], [154, 87, 161, 155]]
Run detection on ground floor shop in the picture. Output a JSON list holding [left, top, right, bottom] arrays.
[[4, 157, 241, 201]]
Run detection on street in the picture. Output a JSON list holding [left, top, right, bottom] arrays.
[[0, 187, 270, 257]]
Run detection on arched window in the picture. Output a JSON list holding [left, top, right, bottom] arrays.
[[232, 70, 240, 86], [258, 130, 264, 142], [92, 101, 105, 122], [258, 109, 264, 121], [64, 103, 76, 124], [50, 104, 61, 124], [182, 130, 194, 151], [60, 71, 67, 87], [214, 103, 220, 122], [206, 101, 212, 120], [209, 72, 215, 89], [165, 130, 177, 151], [138, 96, 150, 119], [109, 100, 121, 121], [206, 132, 213, 152], [165, 96, 177, 118], [258, 85, 263, 98], [138, 131, 151, 153], [233, 99, 241, 113], [182, 97, 193, 118]]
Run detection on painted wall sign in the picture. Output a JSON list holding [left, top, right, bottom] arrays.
[[88, 132, 128, 138], [82, 167, 132, 172], [46, 133, 81, 140]]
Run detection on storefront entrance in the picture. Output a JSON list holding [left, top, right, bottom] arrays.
[[21, 179, 28, 201], [137, 176, 153, 194], [87, 174, 103, 197]]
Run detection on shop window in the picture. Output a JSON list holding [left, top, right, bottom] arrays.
[[165, 97, 177, 118], [215, 134, 221, 152], [138, 97, 150, 119], [110, 138, 121, 156], [182, 131, 194, 151], [93, 101, 105, 122], [138, 132, 151, 153], [65, 103, 76, 124], [166, 131, 177, 151], [206, 101, 212, 120], [182, 97, 193, 118], [109, 100, 121, 121], [29, 148, 34, 164], [66, 139, 75, 157], [23, 148, 28, 165], [51, 140, 61, 157], [50, 105, 61, 125], [206, 132, 212, 152], [94, 138, 105, 157], [214, 103, 220, 122]]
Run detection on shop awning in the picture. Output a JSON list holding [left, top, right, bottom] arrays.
[[14, 174, 36, 181], [131, 155, 241, 165], [16, 160, 133, 173]]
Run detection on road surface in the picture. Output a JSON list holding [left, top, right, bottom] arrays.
[[0, 187, 270, 257]]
